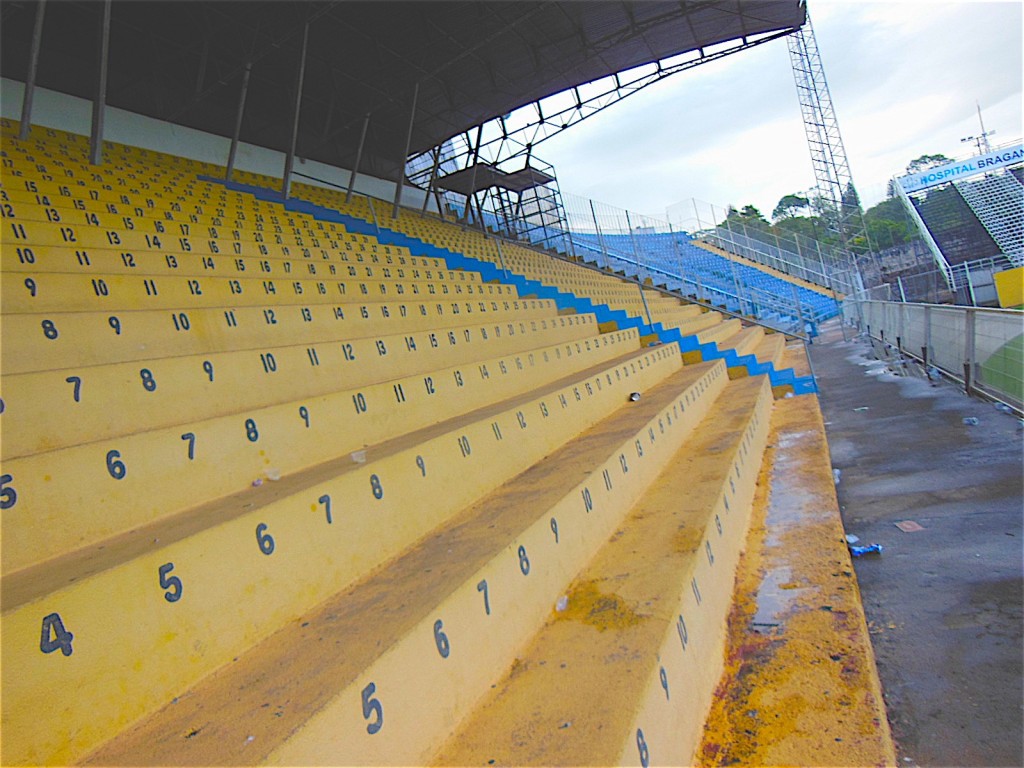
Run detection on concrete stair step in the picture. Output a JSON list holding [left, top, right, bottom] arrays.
[[80, 360, 729, 766], [2, 344, 682, 766], [431, 375, 774, 766]]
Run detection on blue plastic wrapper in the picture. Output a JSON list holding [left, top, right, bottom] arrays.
[[849, 543, 883, 557]]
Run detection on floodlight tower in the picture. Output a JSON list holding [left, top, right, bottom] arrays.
[[788, 10, 869, 256]]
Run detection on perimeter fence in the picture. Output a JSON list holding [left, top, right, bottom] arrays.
[[844, 299, 1024, 410]]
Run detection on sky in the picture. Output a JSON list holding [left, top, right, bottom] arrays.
[[537, 0, 1023, 229]]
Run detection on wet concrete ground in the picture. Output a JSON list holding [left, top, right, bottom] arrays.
[[810, 321, 1024, 768]]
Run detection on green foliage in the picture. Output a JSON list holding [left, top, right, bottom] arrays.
[[719, 204, 770, 231], [906, 153, 954, 175], [772, 194, 810, 221]]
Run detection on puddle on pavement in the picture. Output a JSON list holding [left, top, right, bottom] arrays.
[[751, 565, 808, 629], [751, 437, 815, 628]]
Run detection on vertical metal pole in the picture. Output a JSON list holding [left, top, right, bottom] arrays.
[[346, 112, 370, 204], [965, 262, 977, 307], [281, 22, 310, 200], [18, 0, 47, 141], [791, 284, 807, 339], [923, 304, 932, 366], [964, 307, 976, 394], [225, 61, 252, 182], [670, 225, 690, 297], [692, 199, 704, 235], [194, 36, 211, 97], [461, 124, 484, 224], [473, 192, 488, 237], [729, 259, 745, 315], [392, 81, 419, 218], [897, 276, 907, 302], [89, 0, 112, 166], [625, 209, 643, 276], [589, 199, 610, 269], [421, 146, 442, 213], [366, 197, 380, 235], [637, 281, 653, 328], [495, 238, 509, 280]]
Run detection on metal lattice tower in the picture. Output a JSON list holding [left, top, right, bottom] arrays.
[[788, 12, 869, 254]]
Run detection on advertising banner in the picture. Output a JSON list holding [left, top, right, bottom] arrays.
[[897, 144, 1024, 193]]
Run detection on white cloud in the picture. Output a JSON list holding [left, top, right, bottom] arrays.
[[539, 1, 1023, 228]]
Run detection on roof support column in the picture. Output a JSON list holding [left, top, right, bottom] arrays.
[[462, 124, 484, 224], [433, 188, 447, 221], [346, 112, 370, 204], [282, 21, 310, 200], [18, 0, 47, 141], [392, 82, 419, 218], [225, 61, 252, 182], [89, 0, 112, 166], [421, 145, 442, 213]]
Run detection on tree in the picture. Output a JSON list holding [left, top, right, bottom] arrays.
[[906, 154, 953, 175], [772, 194, 810, 221], [717, 204, 770, 231]]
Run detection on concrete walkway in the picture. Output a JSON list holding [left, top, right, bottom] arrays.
[[810, 321, 1023, 768]]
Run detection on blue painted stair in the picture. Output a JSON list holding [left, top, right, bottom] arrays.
[[199, 177, 817, 395]]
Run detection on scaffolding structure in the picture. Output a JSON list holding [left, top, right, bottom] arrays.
[[788, 12, 870, 254]]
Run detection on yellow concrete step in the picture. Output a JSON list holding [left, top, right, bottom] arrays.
[[668, 310, 723, 338], [0, 267, 515, 314], [718, 325, 764, 359], [1, 345, 682, 766], [433, 375, 774, 767], [696, 317, 742, 346], [697, 393, 896, 766], [1, 312, 602, 459], [1, 208, 418, 262], [752, 331, 787, 371], [2, 325, 640, 575], [1, 215, 418, 263], [80, 359, 729, 767], [1, 241, 459, 281], [1, 297, 563, 375]]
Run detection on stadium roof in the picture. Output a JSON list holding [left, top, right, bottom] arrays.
[[1, 1, 806, 183]]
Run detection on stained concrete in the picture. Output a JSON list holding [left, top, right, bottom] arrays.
[[810, 321, 1023, 768]]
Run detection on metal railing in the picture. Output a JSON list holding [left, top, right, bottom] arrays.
[[844, 299, 1024, 409]]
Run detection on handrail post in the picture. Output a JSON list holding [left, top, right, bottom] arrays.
[[964, 307, 976, 395]]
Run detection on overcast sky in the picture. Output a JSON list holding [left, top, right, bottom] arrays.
[[539, 0, 1023, 228]]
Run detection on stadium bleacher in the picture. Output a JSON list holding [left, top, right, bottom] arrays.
[[0, 113, 889, 766]]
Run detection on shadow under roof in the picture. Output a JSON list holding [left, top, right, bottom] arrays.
[[0, 1, 805, 183]]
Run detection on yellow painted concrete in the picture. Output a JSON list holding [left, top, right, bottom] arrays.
[[432, 376, 773, 766], [2, 329, 641, 576], [0, 267, 514, 314], [1, 312, 600, 459], [697, 395, 897, 767], [994, 266, 1023, 308], [2, 346, 681, 766], [1, 298, 564, 375]]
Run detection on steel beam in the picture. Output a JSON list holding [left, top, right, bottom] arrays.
[[421, 146, 442, 213], [392, 82, 419, 218], [89, 0, 112, 166], [225, 61, 252, 181], [282, 21, 310, 200], [18, 0, 47, 141], [346, 112, 370, 204]]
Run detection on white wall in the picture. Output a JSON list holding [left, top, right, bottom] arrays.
[[1, 78, 435, 212]]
